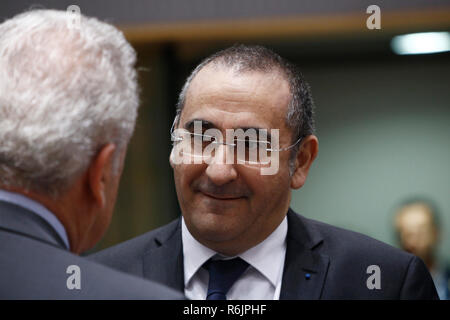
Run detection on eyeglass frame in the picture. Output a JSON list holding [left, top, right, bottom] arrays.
[[169, 116, 303, 153]]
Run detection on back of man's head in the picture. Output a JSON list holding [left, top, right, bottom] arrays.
[[0, 9, 138, 197]]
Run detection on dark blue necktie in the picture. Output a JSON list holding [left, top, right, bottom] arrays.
[[204, 257, 249, 300]]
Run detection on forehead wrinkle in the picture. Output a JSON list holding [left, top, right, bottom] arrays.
[[186, 64, 290, 111], [188, 84, 270, 116], [183, 109, 268, 131]]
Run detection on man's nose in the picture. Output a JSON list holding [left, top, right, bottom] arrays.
[[205, 144, 238, 186]]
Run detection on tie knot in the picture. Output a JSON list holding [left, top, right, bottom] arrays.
[[204, 257, 249, 300]]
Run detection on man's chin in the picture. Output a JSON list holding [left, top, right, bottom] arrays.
[[186, 212, 245, 244]]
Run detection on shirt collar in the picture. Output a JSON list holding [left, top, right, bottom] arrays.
[[182, 218, 217, 286], [0, 189, 70, 250], [182, 215, 287, 287], [239, 216, 287, 286]]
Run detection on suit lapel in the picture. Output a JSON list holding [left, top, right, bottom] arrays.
[[280, 209, 330, 299], [140, 211, 330, 298], [142, 219, 184, 292]]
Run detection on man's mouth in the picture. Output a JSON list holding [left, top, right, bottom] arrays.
[[199, 190, 245, 201]]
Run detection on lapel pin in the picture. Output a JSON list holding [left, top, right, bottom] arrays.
[[305, 273, 311, 280]]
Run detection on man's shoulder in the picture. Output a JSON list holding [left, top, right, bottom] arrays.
[[0, 228, 184, 299], [89, 218, 181, 272], [294, 212, 412, 263], [290, 211, 438, 299]]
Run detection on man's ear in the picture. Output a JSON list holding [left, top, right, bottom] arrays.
[[290, 135, 319, 190], [87, 143, 116, 208], [169, 148, 175, 169]]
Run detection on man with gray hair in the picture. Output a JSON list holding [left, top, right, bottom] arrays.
[[93, 44, 438, 299], [0, 9, 183, 299]]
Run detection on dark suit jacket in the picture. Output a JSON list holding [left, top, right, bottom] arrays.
[[0, 200, 184, 299], [90, 208, 439, 299]]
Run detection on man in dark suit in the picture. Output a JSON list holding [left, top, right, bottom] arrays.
[[91, 44, 438, 299], [0, 9, 183, 299], [0, 197, 183, 299]]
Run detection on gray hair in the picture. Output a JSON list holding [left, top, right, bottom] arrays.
[[175, 44, 315, 175], [0, 9, 139, 196]]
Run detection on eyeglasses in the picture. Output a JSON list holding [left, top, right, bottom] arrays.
[[170, 117, 302, 166]]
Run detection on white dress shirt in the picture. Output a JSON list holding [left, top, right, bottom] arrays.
[[182, 216, 287, 300], [0, 189, 70, 249]]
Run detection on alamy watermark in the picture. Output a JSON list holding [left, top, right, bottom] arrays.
[[66, 5, 81, 30], [366, 265, 381, 290], [170, 121, 281, 176], [66, 264, 81, 290], [366, 5, 381, 30]]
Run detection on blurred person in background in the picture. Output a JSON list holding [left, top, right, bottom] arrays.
[[0, 9, 183, 299], [395, 198, 450, 300]]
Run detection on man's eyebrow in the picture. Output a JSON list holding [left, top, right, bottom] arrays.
[[184, 119, 216, 131], [236, 127, 272, 141], [183, 121, 272, 141]]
